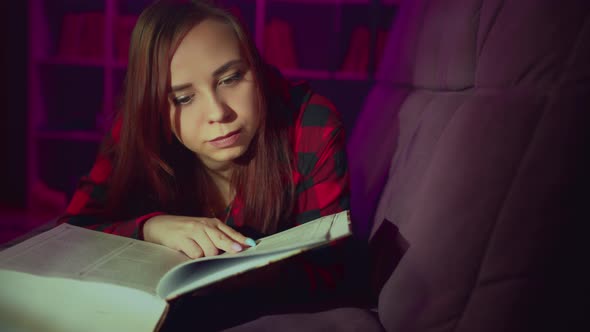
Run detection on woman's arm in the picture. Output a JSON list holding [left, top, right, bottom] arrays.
[[58, 119, 252, 257], [56, 120, 165, 239], [286, 90, 353, 297], [291, 98, 349, 224]]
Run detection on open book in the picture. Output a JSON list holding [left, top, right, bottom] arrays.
[[0, 210, 350, 332]]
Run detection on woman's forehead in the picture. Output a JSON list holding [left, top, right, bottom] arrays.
[[170, 19, 241, 76]]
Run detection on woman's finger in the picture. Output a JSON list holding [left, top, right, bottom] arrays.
[[178, 237, 204, 259], [216, 222, 250, 245], [190, 229, 219, 257], [204, 227, 243, 253]]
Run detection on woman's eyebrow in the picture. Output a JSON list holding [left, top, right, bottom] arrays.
[[212, 59, 243, 77], [171, 83, 193, 93]]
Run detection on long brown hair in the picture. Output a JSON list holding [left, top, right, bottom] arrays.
[[105, 0, 294, 234]]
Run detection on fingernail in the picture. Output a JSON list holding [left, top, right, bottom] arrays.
[[245, 238, 256, 247], [231, 243, 243, 252]]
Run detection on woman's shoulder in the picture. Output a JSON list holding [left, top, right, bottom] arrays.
[[266, 69, 341, 129], [277, 79, 345, 158], [285, 80, 343, 136]]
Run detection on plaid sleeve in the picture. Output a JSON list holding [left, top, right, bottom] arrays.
[[283, 85, 353, 298], [56, 118, 164, 239], [292, 90, 350, 223]]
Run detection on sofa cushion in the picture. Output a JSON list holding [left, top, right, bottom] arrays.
[[354, 0, 590, 331]]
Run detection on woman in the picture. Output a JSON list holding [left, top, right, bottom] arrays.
[[57, 1, 359, 328], [59, 0, 350, 290]]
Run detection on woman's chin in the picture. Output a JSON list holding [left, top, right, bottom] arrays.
[[202, 146, 248, 168]]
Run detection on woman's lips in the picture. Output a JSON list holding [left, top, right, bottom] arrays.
[[209, 130, 241, 148]]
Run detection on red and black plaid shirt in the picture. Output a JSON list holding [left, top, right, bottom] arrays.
[[57, 72, 351, 294]]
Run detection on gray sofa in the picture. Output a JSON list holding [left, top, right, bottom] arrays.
[[226, 0, 590, 331]]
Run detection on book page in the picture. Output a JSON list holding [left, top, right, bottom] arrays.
[[249, 210, 350, 254], [157, 210, 351, 299], [0, 269, 166, 332], [0, 223, 189, 295], [159, 248, 304, 300]]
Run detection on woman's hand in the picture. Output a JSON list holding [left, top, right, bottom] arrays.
[[143, 215, 253, 259]]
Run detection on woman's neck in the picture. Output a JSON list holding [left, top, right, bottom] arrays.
[[205, 166, 234, 208]]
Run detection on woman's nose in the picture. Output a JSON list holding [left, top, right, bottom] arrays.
[[206, 94, 230, 124]]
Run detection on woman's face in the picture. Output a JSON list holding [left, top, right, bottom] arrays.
[[168, 18, 260, 171]]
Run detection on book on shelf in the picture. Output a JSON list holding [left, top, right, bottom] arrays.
[[115, 15, 139, 62], [341, 26, 370, 74], [340, 27, 390, 75], [58, 12, 105, 60], [264, 18, 298, 70], [0, 210, 351, 332], [57, 13, 85, 59]]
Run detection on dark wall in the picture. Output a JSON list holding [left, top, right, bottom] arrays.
[[0, 1, 28, 208]]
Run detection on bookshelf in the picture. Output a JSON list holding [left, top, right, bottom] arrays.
[[26, 0, 399, 211]]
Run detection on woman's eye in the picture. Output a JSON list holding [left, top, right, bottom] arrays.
[[173, 94, 195, 105], [219, 72, 243, 86]]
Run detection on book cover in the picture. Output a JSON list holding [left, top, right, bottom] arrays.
[[0, 210, 351, 332]]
